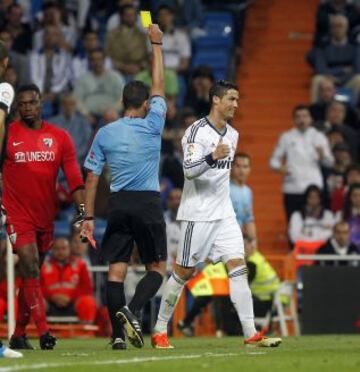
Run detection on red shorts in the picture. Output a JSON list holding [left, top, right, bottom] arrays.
[[6, 221, 54, 253]]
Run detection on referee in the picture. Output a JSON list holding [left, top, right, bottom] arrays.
[[82, 24, 166, 350]]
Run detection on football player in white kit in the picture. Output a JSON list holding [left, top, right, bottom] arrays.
[[151, 80, 282, 348]]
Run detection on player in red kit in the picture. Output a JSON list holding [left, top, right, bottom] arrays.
[[2, 84, 85, 350]]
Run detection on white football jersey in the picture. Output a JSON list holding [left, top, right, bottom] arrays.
[[177, 117, 239, 222]]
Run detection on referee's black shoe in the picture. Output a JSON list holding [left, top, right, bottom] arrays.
[[111, 337, 127, 350], [116, 306, 144, 348], [39, 332, 57, 350], [9, 335, 34, 350]]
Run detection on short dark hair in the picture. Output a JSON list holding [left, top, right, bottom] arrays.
[[157, 4, 175, 15], [234, 152, 251, 164], [292, 104, 310, 117], [209, 80, 238, 104], [119, 4, 136, 16], [16, 84, 41, 98], [123, 81, 150, 110], [192, 65, 215, 82], [0, 40, 8, 61], [345, 163, 360, 178]]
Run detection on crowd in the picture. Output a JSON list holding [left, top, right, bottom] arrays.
[[270, 0, 360, 262]]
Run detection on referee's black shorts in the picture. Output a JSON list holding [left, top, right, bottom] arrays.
[[100, 191, 167, 265]]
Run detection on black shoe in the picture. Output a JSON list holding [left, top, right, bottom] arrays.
[[9, 335, 35, 350], [39, 332, 57, 350], [177, 321, 194, 337], [111, 337, 127, 350], [116, 306, 144, 348]]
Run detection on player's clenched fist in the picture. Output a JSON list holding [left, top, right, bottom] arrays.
[[212, 138, 230, 161]]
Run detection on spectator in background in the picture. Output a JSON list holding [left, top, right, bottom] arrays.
[[309, 76, 359, 130], [33, 2, 77, 52], [270, 105, 334, 221], [135, 53, 179, 126], [185, 65, 215, 118], [29, 25, 72, 112], [70, 229, 94, 267], [157, 4, 191, 73], [0, 30, 30, 85], [288, 185, 335, 245], [50, 92, 92, 165], [315, 0, 358, 46], [41, 238, 97, 323], [316, 220, 359, 266], [4, 65, 19, 91], [62, 0, 91, 30], [339, 183, 360, 250], [106, 0, 142, 32], [72, 30, 112, 82], [105, 4, 147, 79], [230, 153, 257, 248], [155, 0, 204, 36], [311, 15, 360, 103], [332, 164, 360, 212], [327, 127, 346, 149], [74, 48, 125, 126], [323, 142, 352, 206], [3, 3, 32, 54], [314, 100, 359, 161], [164, 188, 182, 271], [135, 54, 179, 100]]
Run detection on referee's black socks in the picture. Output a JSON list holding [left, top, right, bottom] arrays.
[[106, 281, 126, 341], [128, 271, 163, 316]]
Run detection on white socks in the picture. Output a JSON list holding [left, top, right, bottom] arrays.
[[154, 272, 186, 333], [228, 265, 257, 339]]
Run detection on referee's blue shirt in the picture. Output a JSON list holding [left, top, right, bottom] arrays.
[[84, 96, 167, 192]]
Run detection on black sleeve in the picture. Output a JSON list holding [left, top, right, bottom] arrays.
[[247, 262, 256, 283]]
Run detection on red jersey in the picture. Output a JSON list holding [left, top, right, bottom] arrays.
[[2, 120, 84, 230], [40, 256, 93, 300]]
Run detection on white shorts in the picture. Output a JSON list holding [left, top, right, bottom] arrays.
[[176, 216, 244, 267]]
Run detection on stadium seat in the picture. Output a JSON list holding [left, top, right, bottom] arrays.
[[193, 12, 235, 52], [191, 50, 230, 70], [54, 220, 70, 238]]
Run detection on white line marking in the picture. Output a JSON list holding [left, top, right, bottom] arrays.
[[0, 352, 238, 371]]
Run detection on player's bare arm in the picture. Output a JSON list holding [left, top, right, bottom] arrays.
[[81, 171, 99, 238], [149, 24, 164, 97]]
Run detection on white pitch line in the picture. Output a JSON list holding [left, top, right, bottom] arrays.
[[0, 352, 239, 372]]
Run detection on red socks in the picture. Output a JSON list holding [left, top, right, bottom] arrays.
[[13, 285, 31, 337], [20, 279, 48, 336]]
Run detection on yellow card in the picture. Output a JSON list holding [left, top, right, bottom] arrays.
[[140, 11, 152, 28]]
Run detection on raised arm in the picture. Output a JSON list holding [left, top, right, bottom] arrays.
[[149, 24, 164, 97]]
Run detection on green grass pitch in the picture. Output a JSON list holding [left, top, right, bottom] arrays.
[[0, 336, 360, 372]]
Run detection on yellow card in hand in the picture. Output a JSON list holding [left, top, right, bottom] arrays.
[[140, 11, 152, 28]]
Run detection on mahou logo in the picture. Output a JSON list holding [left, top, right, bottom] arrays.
[[43, 138, 53, 148]]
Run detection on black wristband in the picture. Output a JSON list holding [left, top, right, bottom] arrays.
[[84, 216, 95, 221], [151, 41, 162, 45], [205, 153, 217, 166]]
